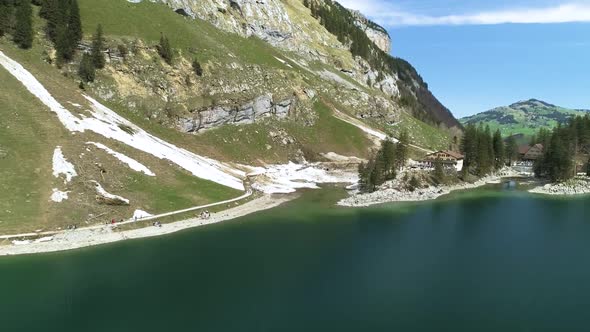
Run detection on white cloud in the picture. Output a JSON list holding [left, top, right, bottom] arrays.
[[338, 1, 590, 26]]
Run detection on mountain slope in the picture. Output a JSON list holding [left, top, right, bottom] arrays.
[[0, 0, 459, 234], [460, 99, 589, 136]]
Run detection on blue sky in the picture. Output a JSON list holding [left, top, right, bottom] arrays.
[[339, 0, 590, 118]]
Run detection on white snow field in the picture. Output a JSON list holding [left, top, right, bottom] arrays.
[[87, 142, 155, 176], [247, 162, 358, 194], [52, 147, 77, 184], [0, 51, 245, 191], [91, 181, 130, 205], [132, 210, 154, 219]]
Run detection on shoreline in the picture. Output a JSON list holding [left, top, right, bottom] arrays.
[[0, 194, 294, 257], [3, 175, 589, 257], [338, 170, 536, 207], [529, 177, 590, 196], [338, 176, 502, 207]]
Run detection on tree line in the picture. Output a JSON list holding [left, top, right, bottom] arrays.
[[39, 0, 82, 63], [2, 0, 203, 84], [532, 115, 590, 182], [1, 0, 34, 49], [358, 131, 409, 193], [460, 124, 508, 177]]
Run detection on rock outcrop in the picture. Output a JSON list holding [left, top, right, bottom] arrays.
[[178, 94, 295, 132], [529, 178, 590, 196], [349, 10, 391, 53], [153, 0, 304, 49]]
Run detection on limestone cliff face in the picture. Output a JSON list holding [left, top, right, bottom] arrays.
[[349, 10, 391, 53], [178, 94, 295, 133], [152, 0, 336, 52], [129, 0, 459, 131]]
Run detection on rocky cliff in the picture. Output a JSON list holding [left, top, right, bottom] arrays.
[[151, 0, 340, 53], [349, 9, 391, 53], [142, 0, 460, 130]]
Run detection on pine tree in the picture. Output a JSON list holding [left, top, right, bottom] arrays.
[[192, 58, 203, 77], [91, 24, 105, 69], [370, 152, 386, 191], [13, 0, 33, 49], [158, 34, 173, 65], [433, 159, 445, 184], [475, 125, 490, 176], [395, 130, 409, 171], [67, 0, 81, 44], [358, 162, 371, 193], [55, 23, 71, 62], [381, 139, 397, 180], [505, 135, 518, 166], [545, 132, 572, 182], [78, 52, 95, 82], [43, 0, 63, 43], [485, 126, 495, 172], [587, 157, 590, 177], [492, 129, 505, 169], [0, 1, 15, 37], [460, 123, 478, 172]]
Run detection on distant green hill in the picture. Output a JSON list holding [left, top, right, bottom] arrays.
[[460, 99, 589, 137]]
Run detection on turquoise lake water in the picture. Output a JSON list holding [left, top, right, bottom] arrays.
[[2, 185, 590, 331]]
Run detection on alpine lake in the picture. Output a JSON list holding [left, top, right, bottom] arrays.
[[2, 181, 590, 331]]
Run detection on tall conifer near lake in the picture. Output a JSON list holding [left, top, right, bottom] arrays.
[[91, 24, 105, 69], [14, 0, 33, 49], [395, 130, 409, 171], [505, 135, 518, 166], [433, 159, 445, 184], [78, 52, 95, 82], [493, 129, 505, 169]]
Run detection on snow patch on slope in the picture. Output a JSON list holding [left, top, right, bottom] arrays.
[[91, 181, 130, 205], [50, 189, 69, 203], [247, 162, 358, 194], [132, 210, 153, 219], [87, 142, 155, 176], [52, 147, 77, 184], [0, 51, 244, 191]]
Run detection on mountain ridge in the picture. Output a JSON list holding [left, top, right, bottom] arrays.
[[460, 98, 589, 137]]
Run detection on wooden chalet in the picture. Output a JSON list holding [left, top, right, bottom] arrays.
[[421, 150, 465, 172]]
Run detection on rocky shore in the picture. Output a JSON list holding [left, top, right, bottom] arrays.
[[529, 177, 590, 196], [339, 176, 496, 207], [338, 168, 522, 207]]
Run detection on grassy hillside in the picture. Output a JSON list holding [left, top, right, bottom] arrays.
[[0, 0, 456, 234], [461, 99, 589, 137], [0, 39, 240, 234]]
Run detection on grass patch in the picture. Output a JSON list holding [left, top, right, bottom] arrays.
[[0, 64, 68, 232], [125, 170, 240, 213], [78, 0, 286, 68], [285, 101, 371, 159]]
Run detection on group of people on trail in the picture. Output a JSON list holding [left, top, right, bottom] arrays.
[[106, 218, 124, 225], [199, 210, 211, 220]]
